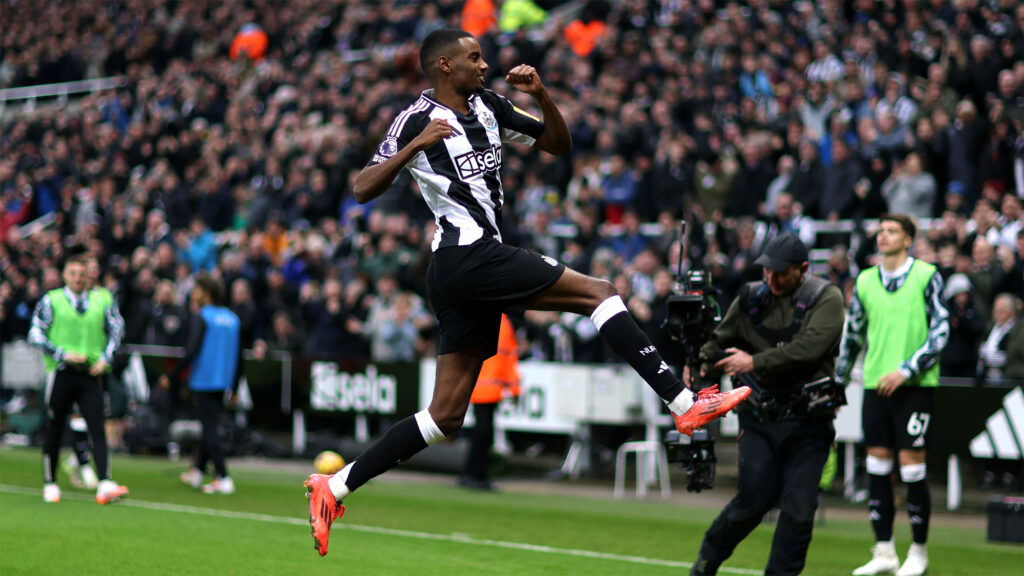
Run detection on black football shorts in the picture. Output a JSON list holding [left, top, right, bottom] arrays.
[[862, 386, 934, 450], [426, 238, 565, 355]]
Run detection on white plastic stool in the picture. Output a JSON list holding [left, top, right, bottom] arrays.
[[613, 441, 672, 499]]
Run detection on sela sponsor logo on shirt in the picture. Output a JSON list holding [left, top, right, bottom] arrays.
[[454, 143, 502, 179]]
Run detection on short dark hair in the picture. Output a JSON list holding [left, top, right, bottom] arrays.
[[420, 28, 473, 75], [879, 213, 917, 239], [65, 244, 91, 266], [194, 273, 224, 306]]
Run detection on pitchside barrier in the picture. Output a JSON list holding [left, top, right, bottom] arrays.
[[1, 341, 1020, 507]]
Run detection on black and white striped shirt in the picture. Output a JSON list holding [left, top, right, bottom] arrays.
[[368, 89, 545, 250]]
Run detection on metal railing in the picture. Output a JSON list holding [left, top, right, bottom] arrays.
[[0, 76, 127, 116]]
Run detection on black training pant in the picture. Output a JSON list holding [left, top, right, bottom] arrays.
[[43, 370, 109, 483], [193, 390, 228, 479], [463, 402, 497, 483], [693, 413, 835, 576]]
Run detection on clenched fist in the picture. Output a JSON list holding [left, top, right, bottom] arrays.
[[506, 64, 543, 95], [412, 118, 454, 150]]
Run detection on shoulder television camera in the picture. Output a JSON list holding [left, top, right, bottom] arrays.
[[660, 223, 723, 492]]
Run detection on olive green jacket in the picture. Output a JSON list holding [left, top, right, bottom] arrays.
[[699, 278, 846, 389]]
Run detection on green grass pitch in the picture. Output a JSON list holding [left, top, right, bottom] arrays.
[[1, 447, 1020, 575]]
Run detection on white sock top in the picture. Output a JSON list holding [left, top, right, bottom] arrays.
[[329, 462, 353, 501], [590, 296, 628, 331], [666, 389, 694, 416]]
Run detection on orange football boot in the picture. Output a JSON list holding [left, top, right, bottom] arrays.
[[304, 474, 346, 557], [673, 384, 752, 435]]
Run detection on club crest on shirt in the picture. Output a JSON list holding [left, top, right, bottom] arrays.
[[480, 110, 498, 130]]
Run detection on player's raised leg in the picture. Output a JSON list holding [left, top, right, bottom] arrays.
[[527, 267, 750, 433]]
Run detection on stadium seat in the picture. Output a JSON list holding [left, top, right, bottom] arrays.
[[613, 441, 671, 499]]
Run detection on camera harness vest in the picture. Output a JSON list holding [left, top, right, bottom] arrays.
[[735, 275, 846, 420], [738, 275, 832, 349]]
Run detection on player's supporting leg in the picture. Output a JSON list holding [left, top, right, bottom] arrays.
[[853, 449, 899, 576], [42, 372, 77, 502], [78, 377, 128, 504], [331, 348, 485, 499], [77, 379, 109, 481], [307, 348, 486, 555], [195, 392, 226, 475], [194, 390, 234, 494], [896, 451, 929, 576]]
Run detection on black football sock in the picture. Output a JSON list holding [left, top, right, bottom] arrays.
[[591, 296, 685, 403], [868, 472, 895, 542], [339, 411, 444, 496], [906, 479, 931, 544]]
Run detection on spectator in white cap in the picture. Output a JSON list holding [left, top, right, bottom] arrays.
[[939, 273, 983, 379]]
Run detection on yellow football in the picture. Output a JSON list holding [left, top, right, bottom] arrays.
[[314, 450, 345, 475]]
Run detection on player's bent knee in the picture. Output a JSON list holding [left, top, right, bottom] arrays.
[[427, 409, 466, 437], [415, 410, 447, 446], [899, 463, 926, 483], [866, 455, 894, 476], [591, 277, 617, 300]]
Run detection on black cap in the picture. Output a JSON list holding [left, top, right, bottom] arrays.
[[754, 233, 809, 271]]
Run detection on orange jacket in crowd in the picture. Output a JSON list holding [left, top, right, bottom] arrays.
[[471, 314, 520, 404], [461, 0, 497, 38], [230, 23, 268, 61], [563, 18, 607, 57]]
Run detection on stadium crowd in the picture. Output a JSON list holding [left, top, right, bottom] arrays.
[[1, 0, 1023, 383]]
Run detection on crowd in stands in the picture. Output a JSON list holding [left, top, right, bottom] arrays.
[[1, 0, 1022, 383]]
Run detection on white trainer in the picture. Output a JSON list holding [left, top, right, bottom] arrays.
[[79, 465, 99, 490], [853, 541, 900, 575], [202, 476, 235, 494], [96, 479, 129, 505], [895, 544, 928, 576], [180, 467, 203, 490], [43, 483, 61, 503]]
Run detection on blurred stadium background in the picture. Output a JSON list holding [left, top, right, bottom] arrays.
[[1, 0, 1023, 574]]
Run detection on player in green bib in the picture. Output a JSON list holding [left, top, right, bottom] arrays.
[[28, 246, 129, 505], [835, 214, 949, 576]]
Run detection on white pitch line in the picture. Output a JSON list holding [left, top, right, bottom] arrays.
[[0, 484, 762, 575]]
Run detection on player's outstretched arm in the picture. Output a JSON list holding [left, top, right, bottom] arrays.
[[506, 65, 571, 156], [353, 118, 453, 204]]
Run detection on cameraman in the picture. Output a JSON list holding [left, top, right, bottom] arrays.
[[689, 233, 846, 576]]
